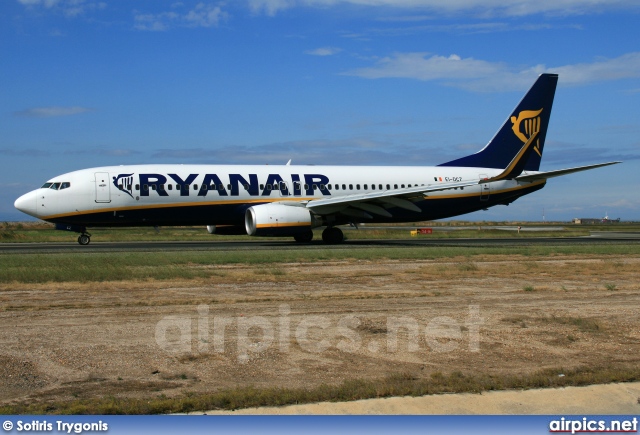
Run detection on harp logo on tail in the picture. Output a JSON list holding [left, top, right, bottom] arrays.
[[511, 109, 543, 157]]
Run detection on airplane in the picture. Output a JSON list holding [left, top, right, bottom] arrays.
[[14, 73, 620, 245]]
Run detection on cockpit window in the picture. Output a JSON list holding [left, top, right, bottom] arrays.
[[60, 182, 71, 190], [49, 183, 61, 190], [41, 182, 53, 189]]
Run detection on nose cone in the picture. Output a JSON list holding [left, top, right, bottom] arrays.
[[14, 190, 38, 218]]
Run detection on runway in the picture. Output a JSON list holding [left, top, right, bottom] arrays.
[[1, 234, 639, 254]]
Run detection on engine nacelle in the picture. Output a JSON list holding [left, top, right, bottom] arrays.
[[245, 203, 321, 237]]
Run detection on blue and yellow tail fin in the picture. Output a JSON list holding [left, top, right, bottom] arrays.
[[439, 73, 558, 173]]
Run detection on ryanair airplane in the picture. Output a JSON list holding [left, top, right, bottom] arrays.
[[14, 74, 619, 245]]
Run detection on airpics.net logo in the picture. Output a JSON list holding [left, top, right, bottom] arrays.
[[154, 304, 483, 363]]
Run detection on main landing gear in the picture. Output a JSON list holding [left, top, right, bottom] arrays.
[[292, 227, 345, 244], [321, 227, 344, 244], [293, 230, 314, 243]]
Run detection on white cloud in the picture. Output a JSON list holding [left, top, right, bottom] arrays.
[[248, 0, 640, 17], [18, 0, 106, 17], [13, 106, 94, 118], [134, 2, 228, 31], [343, 52, 640, 91], [346, 53, 504, 81], [305, 47, 342, 56]]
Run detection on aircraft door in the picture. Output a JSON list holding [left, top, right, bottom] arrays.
[[479, 174, 490, 201], [95, 172, 111, 203]]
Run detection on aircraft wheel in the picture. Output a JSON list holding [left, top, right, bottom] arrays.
[[322, 227, 344, 244], [78, 234, 91, 245], [294, 230, 314, 243]]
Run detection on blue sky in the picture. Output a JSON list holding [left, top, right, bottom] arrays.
[[1, 0, 639, 222]]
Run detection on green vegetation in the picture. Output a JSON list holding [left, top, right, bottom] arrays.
[[1, 365, 638, 415], [1, 244, 639, 284]]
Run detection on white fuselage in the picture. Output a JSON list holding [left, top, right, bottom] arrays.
[[14, 164, 545, 228]]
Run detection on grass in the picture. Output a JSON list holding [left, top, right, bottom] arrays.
[[1, 244, 638, 284], [0, 242, 639, 284], [545, 315, 602, 332], [1, 365, 638, 415]]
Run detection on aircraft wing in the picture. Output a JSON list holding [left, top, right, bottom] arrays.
[[305, 180, 478, 216], [516, 161, 621, 182]]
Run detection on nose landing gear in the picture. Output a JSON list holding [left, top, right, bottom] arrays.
[[77, 233, 91, 245], [54, 223, 92, 245]]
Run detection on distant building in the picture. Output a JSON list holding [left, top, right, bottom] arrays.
[[573, 217, 620, 225]]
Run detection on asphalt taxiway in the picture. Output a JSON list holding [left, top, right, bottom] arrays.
[[1, 234, 639, 254]]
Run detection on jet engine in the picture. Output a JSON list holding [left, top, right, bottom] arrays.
[[245, 203, 321, 237]]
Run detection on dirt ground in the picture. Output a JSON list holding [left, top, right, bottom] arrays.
[[1, 254, 640, 411]]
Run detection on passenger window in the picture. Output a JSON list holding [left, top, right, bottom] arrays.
[[320, 184, 325, 190], [260, 184, 264, 190], [342, 184, 346, 190], [386, 184, 390, 190], [136, 184, 140, 191], [193, 184, 198, 190], [202, 184, 208, 191], [356, 184, 360, 190], [364, 184, 368, 190], [394, 184, 398, 189], [335, 184, 339, 190], [168, 184, 173, 190], [143, 184, 148, 191], [327, 184, 332, 190], [349, 184, 353, 190], [159, 184, 164, 190], [266, 184, 272, 190], [227, 184, 232, 190], [312, 184, 318, 190], [244, 184, 249, 190], [304, 184, 309, 190], [371, 184, 375, 190], [151, 185, 156, 190], [401, 184, 405, 188], [60, 182, 70, 190]]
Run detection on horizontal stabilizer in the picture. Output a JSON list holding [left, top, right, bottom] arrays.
[[516, 162, 621, 182]]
